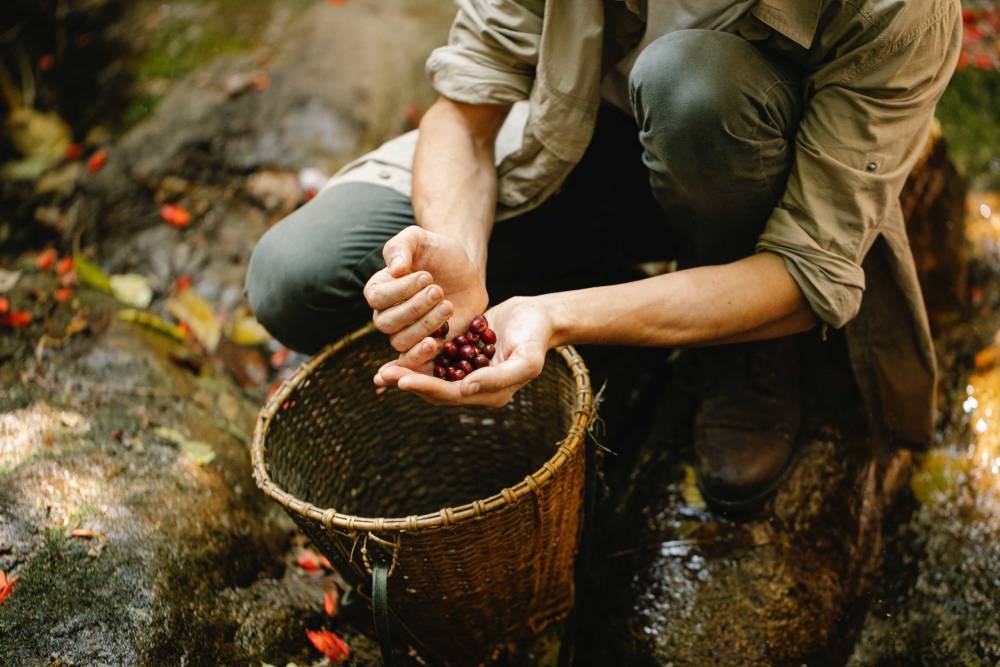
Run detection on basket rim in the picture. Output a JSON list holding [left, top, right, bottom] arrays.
[[251, 323, 593, 533]]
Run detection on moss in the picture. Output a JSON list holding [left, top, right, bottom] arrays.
[[0, 534, 147, 666]]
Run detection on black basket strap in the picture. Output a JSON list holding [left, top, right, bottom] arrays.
[[373, 562, 394, 667]]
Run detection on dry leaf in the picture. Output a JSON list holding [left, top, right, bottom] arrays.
[[119, 309, 186, 342], [110, 274, 153, 309], [166, 289, 221, 351], [228, 310, 271, 346], [0, 269, 21, 292], [69, 529, 99, 539]]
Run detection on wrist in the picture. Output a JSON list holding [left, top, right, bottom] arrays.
[[533, 292, 574, 349]]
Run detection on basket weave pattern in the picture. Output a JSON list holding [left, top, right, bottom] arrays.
[[252, 325, 592, 663]]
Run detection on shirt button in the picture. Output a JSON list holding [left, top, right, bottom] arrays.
[[865, 162, 878, 173]]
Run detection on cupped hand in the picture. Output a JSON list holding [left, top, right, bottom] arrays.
[[374, 296, 555, 408], [363, 225, 488, 354]]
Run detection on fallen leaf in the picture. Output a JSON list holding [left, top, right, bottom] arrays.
[[35, 248, 57, 271], [296, 549, 323, 573], [54, 287, 74, 303], [153, 427, 216, 465], [69, 529, 99, 539], [55, 256, 74, 276], [0, 268, 21, 292], [160, 204, 192, 229], [306, 629, 350, 663], [166, 289, 221, 351], [681, 464, 706, 509], [119, 309, 186, 342], [64, 143, 84, 162], [65, 309, 90, 337], [2, 311, 33, 327], [324, 588, 339, 617], [110, 274, 153, 309], [229, 310, 271, 346], [74, 256, 111, 293], [0, 571, 17, 605]]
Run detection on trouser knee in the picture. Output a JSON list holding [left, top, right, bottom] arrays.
[[244, 183, 413, 353], [628, 30, 802, 263]]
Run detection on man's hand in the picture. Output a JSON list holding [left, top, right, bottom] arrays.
[[364, 225, 488, 353], [374, 296, 554, 407]]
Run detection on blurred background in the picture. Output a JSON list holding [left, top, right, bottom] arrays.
[[0, 1, 999, 666]]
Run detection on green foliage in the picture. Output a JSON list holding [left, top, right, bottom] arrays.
[[937, 67, 1000, 188]]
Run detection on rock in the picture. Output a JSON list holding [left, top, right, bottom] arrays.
[[86, 0, 454, 241], [578, 350, 912, 665], [0, 273, 341, 665]]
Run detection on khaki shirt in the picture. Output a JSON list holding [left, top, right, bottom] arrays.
[[328, 0, 962, 447]]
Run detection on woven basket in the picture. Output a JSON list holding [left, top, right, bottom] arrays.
[[251, 324, 592, 664]]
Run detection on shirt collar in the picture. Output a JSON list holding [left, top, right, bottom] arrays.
[[751, 0, 821, 49]]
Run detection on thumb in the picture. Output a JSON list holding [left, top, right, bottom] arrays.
[[382, 226, 423, 278]]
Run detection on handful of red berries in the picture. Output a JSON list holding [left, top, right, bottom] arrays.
[[430, 315, 497, 382]]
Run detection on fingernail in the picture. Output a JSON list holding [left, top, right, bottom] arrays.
[[418, 273, 431, 287], [428, 285, 442, 300], [389, 256, 404, 271]]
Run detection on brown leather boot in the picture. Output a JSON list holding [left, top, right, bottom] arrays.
[[694, 336, 802, 513]]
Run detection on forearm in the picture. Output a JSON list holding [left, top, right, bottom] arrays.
[[542, 252, 818, 348], [412, 97, 509, 270]]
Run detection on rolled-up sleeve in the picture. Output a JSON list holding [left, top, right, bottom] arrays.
[[425, 0, 543, 105], [756, 0, 961, 328]]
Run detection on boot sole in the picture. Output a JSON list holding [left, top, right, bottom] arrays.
[[696, 443, 802, 516]]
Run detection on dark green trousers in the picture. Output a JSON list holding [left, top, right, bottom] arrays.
[[246, 30, 801, 354]]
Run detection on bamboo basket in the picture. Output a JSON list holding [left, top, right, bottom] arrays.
[[251, 324, 593, 664]]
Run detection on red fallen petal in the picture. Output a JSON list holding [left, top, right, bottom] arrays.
[[3, 311, 33, 327], [306, 629, 350, 663], [87, 150, 107, 174], [38, 53, 55, 72], [56, 257, 74, 276], [0, 297, 9, 314], [324, 588, 339, 617], [55, 288, 74, 303], [0, 572, 18, 605], [64, 143, 84, 162], [175, 274, 192, 293], [36, 248, 57, 271], [160, 204, 192, 228], [297, 549, 322, 572]]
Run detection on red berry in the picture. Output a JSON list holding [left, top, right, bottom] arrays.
[[435, 354, 449, 366], [469, 315, 488, 334], [480, 328, 497, 345], [483, 343, 496, 359], [443, 341, 460, 359], [434, 365, 448, 380], [458, 359, 474, 375], [466, 331, 479, 344], [474, 354, 490, 368], [460, 345, 477, 360], [446, 366, 465, 382], [431, 321, 449, 338], [454, 334, 469, 347]]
